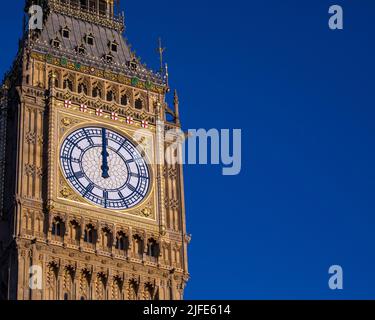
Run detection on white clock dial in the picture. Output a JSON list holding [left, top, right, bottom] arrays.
[[60, 127, 150, 210]]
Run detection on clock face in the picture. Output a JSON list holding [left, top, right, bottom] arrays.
[[60, 126, 150, 210]]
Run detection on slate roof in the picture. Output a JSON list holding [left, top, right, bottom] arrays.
[[40, 11, 132, 64], [30, 8, 164, 84]]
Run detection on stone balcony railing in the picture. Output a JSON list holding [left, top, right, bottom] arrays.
[[49, 0, 125, 32]]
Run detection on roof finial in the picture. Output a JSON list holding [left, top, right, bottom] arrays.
[[174, 89, 180, 125], [157, 37, 166, 73], [165, 63, 170, 91]]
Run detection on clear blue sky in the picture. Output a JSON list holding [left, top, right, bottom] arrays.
[[2, 0, 375, 299]]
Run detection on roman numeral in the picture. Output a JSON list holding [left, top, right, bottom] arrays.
[[127, 184, 136, 192], [75, 171, 84, 179], [116, 140, 126, 152], [61, 156, 80, 163], [82, 129, 94, 146], [84, 183, 94, 196], [118, 191, 125, 199], [129, 172, 139, 178], [117, 192, 128, 209], [67, 138, 84, 151], [103, 191, 108, 208], [125, 159, 135, 165]]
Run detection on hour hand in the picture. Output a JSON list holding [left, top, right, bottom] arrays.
[[101, 128, 110, 179], [101, 152, 110, 179]]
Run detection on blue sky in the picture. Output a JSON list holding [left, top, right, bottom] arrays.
[[2, 0, 375, 299]]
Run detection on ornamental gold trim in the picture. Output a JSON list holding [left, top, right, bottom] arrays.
[[30, 51, 166, 94]]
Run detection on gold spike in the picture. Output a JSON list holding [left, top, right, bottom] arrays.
[[157, 38, 166, 73], [174, 89, 180, 125]]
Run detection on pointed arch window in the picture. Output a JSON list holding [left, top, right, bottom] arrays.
[[106, 90, 115, 102], [133, 235, 144, 259], [102, 228, 113, 250], [135, 98, 143, 110], [92, 86, 102, 98], [63, 78, 73, 91], [84, 224, 97, 244], [70, 220, 81, 243], [52, 217, 65, 240], [121, 94, 128, 106], [52, 220, 60, 236], [146, 238, 159, 262], [78, 82, 88, 95], [116, 232, 129, 251]]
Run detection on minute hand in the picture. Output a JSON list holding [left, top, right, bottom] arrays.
[[101, 128, 110, 179]]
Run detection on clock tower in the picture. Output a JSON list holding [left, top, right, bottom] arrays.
[[0, 0, 189, 300]]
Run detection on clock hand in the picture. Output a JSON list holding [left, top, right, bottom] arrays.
[[101, 128, 110, 179]]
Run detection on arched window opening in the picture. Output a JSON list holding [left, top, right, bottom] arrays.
[[102, 228, 112, 250], [144, 283, 154, 300], [52, 217, 64, 238], [128, 280, 138, 300], [113, 276, 123, 300], [92, 86, 102, 98], [63, 78, 73, 91], [135, 98, 143, 110], [133, 235, 144, 259], [147, 239, 159, 262], [96, 272, 107, 300], [84, 224, 96, 244], [78, 82, 88, 95], [120, 94, 128, 106], [46, 262, 59, 300], [116, 232, 129, 251], [106, 90, 115, 102], [70, 220, 80, 243]]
